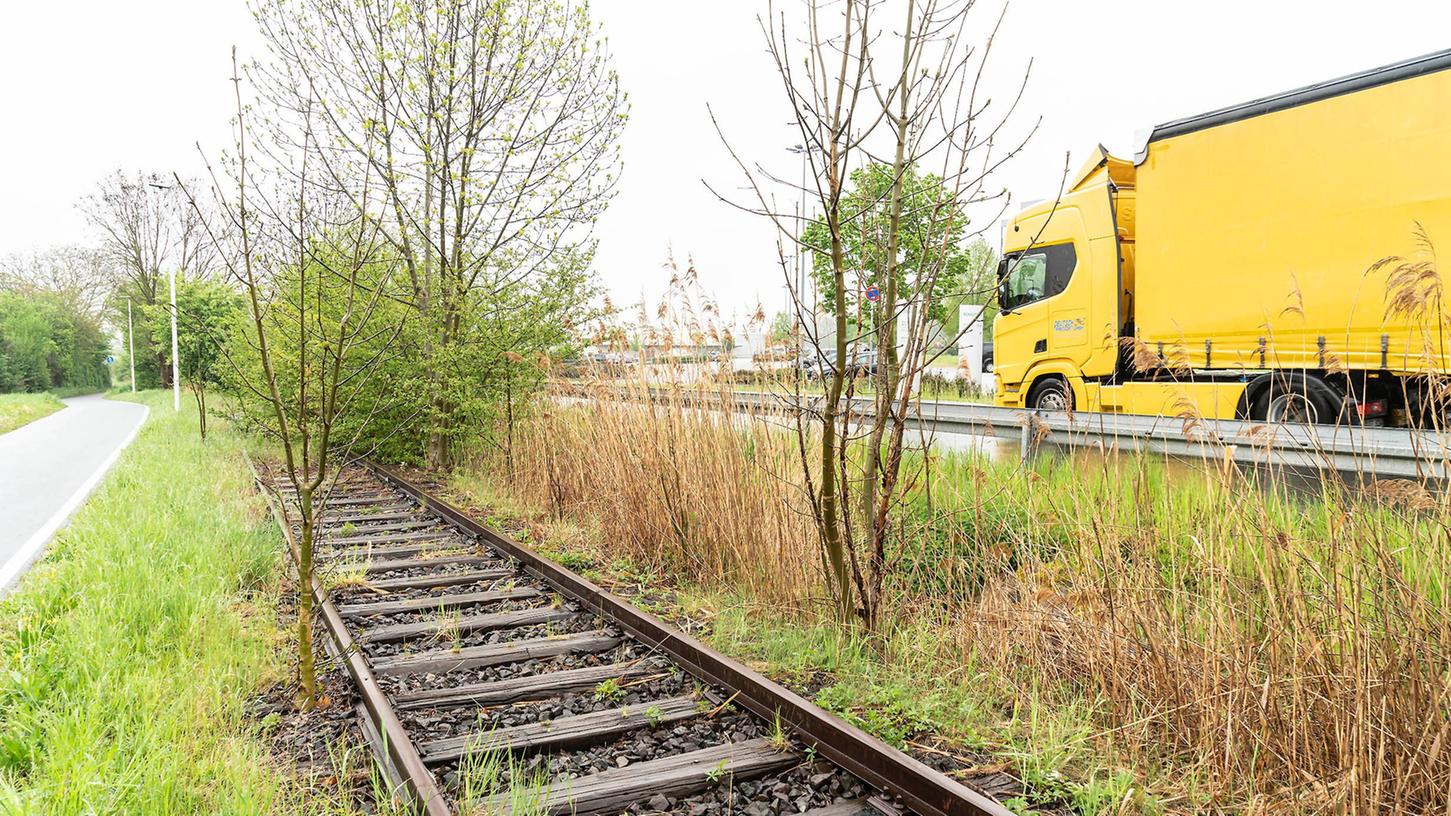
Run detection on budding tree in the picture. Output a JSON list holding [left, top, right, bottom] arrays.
[[719, 0, 1032, 627], [251, 0, 626, 466], [183, 54, 407, 705]]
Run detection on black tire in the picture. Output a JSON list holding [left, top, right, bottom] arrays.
[[1027, 377, 1074, 412], [1250, 373, 1344, 425]]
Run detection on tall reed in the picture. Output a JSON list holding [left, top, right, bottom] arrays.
[[492, 378, 818, 604]]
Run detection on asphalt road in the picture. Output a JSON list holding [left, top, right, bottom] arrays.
[[0, 394, 149, 592]]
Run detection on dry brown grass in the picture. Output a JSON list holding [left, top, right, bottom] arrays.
[[486, 379, 818, 605], [959, 477, 1451, 814], [464, 377, 1451, 813]]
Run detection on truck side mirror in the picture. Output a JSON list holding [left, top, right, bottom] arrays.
[[996, 258, 1012, 314]]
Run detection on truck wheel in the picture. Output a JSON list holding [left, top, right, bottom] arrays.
[[1266, 390, 1320, 423], [1028, 377, 1074, 412], [1252, 373, 1342, 425]]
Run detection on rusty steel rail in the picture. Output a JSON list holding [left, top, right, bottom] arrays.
[[366, 460, 1015, 816], [246, 456, 452, 816]]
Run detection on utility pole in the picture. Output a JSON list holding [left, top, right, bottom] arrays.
[[147, 180, 182, 411], [127, 298, 136, 393], [169, 266, 180, 412]]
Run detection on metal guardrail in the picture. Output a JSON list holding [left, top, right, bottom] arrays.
[[618, 387, 1451, 481]]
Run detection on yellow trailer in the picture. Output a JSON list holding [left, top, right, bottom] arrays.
[[994, 49, 1451, 425]]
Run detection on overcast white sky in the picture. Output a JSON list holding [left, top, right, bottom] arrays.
[[2, 1, 1450, 318]]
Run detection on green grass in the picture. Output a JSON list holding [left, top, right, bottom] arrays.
[[705, 598, 1154, 816], [455, 745, 552, 816], [0, 393, 64, 435], [0, 391, 359, 814], [48, 386, 104, 399]]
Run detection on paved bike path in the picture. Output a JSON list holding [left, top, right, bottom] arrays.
[[0, 394, 149, 592]]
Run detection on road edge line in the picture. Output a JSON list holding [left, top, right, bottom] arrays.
[[0, 402, 151, 595]]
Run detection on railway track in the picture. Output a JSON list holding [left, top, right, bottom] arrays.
[[253, 462, 1017, 816]]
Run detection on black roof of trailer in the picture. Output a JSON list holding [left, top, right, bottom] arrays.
[[1149, 48, 1451, 142]]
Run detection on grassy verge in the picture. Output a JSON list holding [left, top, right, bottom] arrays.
[[49, 386, 104, 399], [704, 598, 1137, 816], [450, 383, 1451, 814], [0, 393, 64, 435], [0, 391, 354, 814]]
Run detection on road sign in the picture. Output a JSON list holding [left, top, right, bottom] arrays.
[[104, 355, 116, 365], [865, 285, 882, 302]]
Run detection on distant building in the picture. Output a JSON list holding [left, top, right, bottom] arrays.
[[637, 342, 725, 362]]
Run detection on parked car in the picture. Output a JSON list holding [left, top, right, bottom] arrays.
[[849, 348, 879, 378], [796, 349, 830, 379], [981, 342, 994, 373], [584, 350, 638, 370], [798, 347, 878, 379]]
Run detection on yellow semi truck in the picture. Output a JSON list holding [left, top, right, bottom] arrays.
[[994, 49, 1451, 426]]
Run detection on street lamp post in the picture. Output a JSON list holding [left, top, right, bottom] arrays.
[[148, 181, 182, 412]]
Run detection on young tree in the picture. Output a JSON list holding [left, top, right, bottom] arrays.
[[939, 237, 1000, 341], [183, 54, 407, 706], [251, 0, 626, 467], [801, 164, 974, 325], [767, 310, 796, 346], [146, 279, 245, 439], [719, 0, 1031, 627]]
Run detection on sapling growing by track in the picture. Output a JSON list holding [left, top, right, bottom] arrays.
[[179, 54, 407, 706], [715, 0, 1033, 629]]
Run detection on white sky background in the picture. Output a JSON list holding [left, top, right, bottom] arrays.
[[2, 1, 1450, 321]]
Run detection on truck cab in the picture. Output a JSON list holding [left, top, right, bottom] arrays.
[[994, 149, 1131, 411]]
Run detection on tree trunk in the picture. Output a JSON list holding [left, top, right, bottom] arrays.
[[427, 420, 449, 469], [818, 194, 853, 624], [505, 382, 515, 474], [296, 485, 318, 706], [854, 0, 915, 630], [192, 382, 208, 440]]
